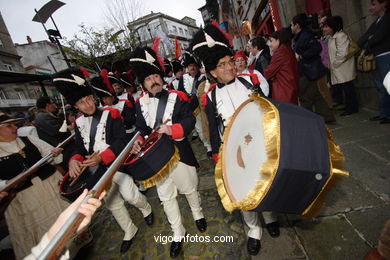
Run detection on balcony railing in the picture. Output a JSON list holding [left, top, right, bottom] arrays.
[[0, 99, 36, 108]]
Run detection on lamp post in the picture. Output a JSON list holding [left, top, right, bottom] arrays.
[[32, 0, 71, 68]]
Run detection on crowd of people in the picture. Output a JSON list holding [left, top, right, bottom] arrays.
[[0, 0, 389, 259]]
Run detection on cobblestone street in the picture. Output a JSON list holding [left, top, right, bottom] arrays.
[[76, 109, 390, 260]]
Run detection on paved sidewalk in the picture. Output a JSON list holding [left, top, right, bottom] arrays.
[[77, 108, 389, 260]]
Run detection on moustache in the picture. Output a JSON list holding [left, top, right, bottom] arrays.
[[151, 83, 161, 88]]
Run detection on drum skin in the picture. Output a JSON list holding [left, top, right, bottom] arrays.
[[124, 134, 175, 182], [60, 165, 106, 202], [217, 94, 348, 215]]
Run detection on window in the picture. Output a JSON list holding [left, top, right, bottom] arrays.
[[0, 90, 6, 100], [185, 29, 189, 36], [0, 39, 3, 48], [15, 89, 26, 100], [179, 28, 184, 35], [3, 64, 13, 71], [172, 26, 177, 34]]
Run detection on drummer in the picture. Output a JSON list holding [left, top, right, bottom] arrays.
[[52, 67, 154, 254], [90, 70, 136, 135], [191, 24, 280, 256], [129, 46, 207, 258]]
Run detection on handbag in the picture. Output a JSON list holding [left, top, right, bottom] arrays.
[[345, 35, 360, 60], [357, 49, 376, 72]]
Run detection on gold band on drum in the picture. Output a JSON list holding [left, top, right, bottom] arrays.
[[215, 94, 281, 212], [215, 93, 349, 217], [140, 146, 180, 189]]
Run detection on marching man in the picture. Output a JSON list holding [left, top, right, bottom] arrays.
[[191, 24, 280, 256], [129, 47, 207, 258], [52, 67, 154, 254]]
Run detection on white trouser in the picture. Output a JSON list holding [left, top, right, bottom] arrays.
[[194, 112, 211, 152], [242, 211, 278, 240], [105, 171, 152, 240], [156, 162, 204, 241]]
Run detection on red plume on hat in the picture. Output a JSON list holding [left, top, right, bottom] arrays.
[[152, 37, 165, 71], [101, 69, 115, 93], [174, 36, 182, 59], [79, 67, 90, 79], [212, 20, 232, 47]]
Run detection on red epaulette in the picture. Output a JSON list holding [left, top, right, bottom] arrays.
[[120, 99, 133, 108], [75, 113, 83, 122], [201, 83, 217, 106], [170, 90, 188, 102], [236, 73, 260, 86], [135, 92, 146, 103], [103, 107, 121, 119]]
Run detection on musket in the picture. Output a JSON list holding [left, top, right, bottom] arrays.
[[37, 131, 140, 260], [0, 133, 75, 193], [0, 133, 75, 215]]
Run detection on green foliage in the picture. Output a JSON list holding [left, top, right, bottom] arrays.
[[64, 24, 137, 71]]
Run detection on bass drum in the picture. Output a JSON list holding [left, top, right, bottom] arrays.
[[216, 94, 348, 217], [124, 134, 180, 189], [60, 165, 106, 202]]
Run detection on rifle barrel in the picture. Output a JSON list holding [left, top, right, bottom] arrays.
[[38, 131, 140, 260]]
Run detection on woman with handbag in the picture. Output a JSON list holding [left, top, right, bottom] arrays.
[[323, 16, 359, 116], [358, 0, 390, 124]]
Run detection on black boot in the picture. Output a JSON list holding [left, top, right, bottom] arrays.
[[170, 240, 182, 258], [265, 221, 280, 238], [120, 239, 133, 253], [144, 212, 154, 226], [195, 218, 207, 232], [247, 237, 261, 255]]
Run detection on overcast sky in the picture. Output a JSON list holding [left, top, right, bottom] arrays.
[[0, 0, 206, 45]]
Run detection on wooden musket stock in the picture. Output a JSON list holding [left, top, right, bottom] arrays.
[[37, 131, 140, 260]]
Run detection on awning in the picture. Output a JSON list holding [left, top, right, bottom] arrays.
[[0, 71, 50, 84]]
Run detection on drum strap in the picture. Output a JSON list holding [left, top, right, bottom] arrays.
[[236, 77, 265, 97], [89, 108, 103, 154], [153, 91, 169, 129], [211, 88, 225, 138]]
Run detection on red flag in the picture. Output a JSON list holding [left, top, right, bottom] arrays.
[[174, 36, 182, 59]]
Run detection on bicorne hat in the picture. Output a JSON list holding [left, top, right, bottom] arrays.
[[129, 46, 164, 85], [182, 50, 200, 67], [90, 69, 116, 99], [190, 23, 233, 73], [120, 70, 135, 88], [171, 59, 184, 74], [52, 67, 93, 106]]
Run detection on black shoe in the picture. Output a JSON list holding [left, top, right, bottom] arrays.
[[247, 237, 261, 256], [369, 115, 384, 121], [195, 218, 207, 233], [170, 240, 182, 258], [265, 221, 280, 238], [380, 118, 390, 124], [340, 111, 357, 116], [144, 212, 154, 226], [120, 239, 133, 253], [191, 135, 199, 141]]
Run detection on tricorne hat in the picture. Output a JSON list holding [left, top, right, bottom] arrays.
[[52, 67, 93, 106], [190, 23, 233, 73]]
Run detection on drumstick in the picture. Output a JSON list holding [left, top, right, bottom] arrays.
[[69, 151, 99, 187]]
